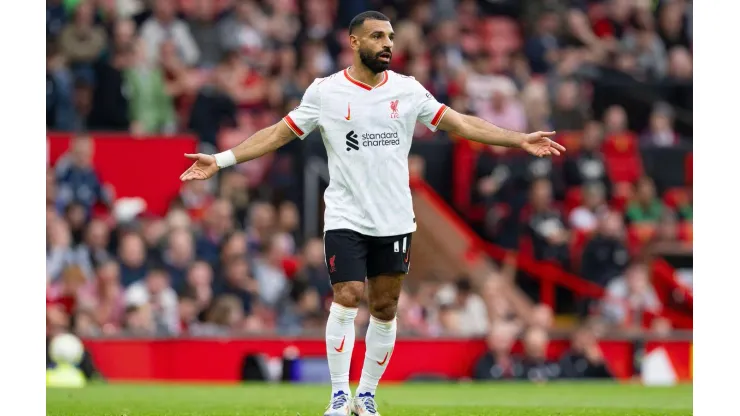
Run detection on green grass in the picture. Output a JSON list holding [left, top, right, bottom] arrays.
[[47, 382, 693, 416]]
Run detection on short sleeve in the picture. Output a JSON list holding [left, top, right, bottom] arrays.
[[414, 81, 449, 132], [283, 79, 321, 140]]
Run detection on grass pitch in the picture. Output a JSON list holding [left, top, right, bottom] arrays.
[[47, 382, 692, 416]]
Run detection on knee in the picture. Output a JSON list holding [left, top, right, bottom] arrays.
[[333, 282, 365, 308], [369, 294, 399, 321]]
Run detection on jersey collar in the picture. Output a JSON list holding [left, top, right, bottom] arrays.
[[344, 67, 389, 91]]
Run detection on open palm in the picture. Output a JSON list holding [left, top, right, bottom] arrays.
[[180, 153, 219, 182], [521, 131, 566, 157]]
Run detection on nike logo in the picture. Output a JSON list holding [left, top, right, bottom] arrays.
[[344, 103, 351, 120], [376, 349, 393, 366], [334, 336, 346, 353]]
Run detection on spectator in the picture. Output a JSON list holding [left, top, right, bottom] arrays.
[[477, 89, 527, 133], [139, 0, 200, 67], [217, 256, 257, 316], [521, 80, 552, 132], [452, 277, 489, 337], [46, 42, 75, 131], [47, 0, 67, 38], [192, 295, 246, 335], [117, 232, 149, 287], [559, 325, 613, 379], [246, 201, 276, 252], [47, 217, 79, 281], [122, 304, 156, 336], [89, 42, 134, 131], [524, 178, 570, 266], [667, 46, 692, 81], [580, 211, 630, 288], [75, 219, 113, 279], [640, 102, 679, 147], [163, 228, 195, 290], [528, 304, 554, 331], [69, 78, 94, 131], [78, 259, 125, 331], [524, 8, 561, 75], [187, 0, 225, 68], [481, 278, 519, 326], [55, 135, 110, 216], [195, 199, 234, 264], [64, 201, 88, 246], [277, 279, 322, 335], [564, 121, 611, 193], [520, 327, 560, 382], [48, 265, 88, 316], [218, 170, 250, 229], [650, 210, 692, 256], [603, 105, 629, 135], [177, 292, 199, 334], [300, 238, 332, 300], [621, 23, 668, 80], [125, 40, 177, 135], [601, 262, 662, 329], [626, 177, 665, 224], [187, 54, 239, 146], [396, 287, 431, 336], [252, 235, 289, 308], [218, 0, 267, 67], [125, 267, 180, 335], [551, 79, 587, 131], [183, 260, 214, 317], [465, 52, 518, 114], [657, 1, 692, 50], [278, 201, 301, 250], [58, 0, 107, 83], [569, 182, 609, 233], [473, 323, 522, 380]]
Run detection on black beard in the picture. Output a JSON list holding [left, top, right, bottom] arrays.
[[359, 48, 390, 74]]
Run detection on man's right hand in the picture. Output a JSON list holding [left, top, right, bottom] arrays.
[[180, 153, 219, 181]]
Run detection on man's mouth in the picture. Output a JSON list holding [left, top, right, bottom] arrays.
[[378, 52, 392, 61]]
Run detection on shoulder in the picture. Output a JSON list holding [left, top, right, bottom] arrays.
[[388, 70, 421, 89]]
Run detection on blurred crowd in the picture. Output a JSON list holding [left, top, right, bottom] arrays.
[[46, 0, 692, 341]]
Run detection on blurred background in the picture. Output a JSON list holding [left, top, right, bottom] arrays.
[[46, 0, 692, 384]]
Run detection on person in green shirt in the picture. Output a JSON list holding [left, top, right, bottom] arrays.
[[125, 40, 177, 134], [626, 177, 665, 223]]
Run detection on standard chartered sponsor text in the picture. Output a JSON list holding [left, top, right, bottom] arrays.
[[361, 131, 400, 147]]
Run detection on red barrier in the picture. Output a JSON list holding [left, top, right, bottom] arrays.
[[47, 133, 198, 216], [82, 337, 675, 382]]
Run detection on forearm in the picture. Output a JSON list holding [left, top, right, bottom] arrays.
[[227, 123, 294, 164], [455, 114, 526, 148]]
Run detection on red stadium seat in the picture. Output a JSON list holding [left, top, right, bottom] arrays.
[[602, 133, 643, 184]]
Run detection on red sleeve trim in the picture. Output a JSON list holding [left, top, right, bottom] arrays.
[[431, 105, 449, 126], [283, 115, 304, 137]]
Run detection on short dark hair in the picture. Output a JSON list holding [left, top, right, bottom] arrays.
[[349, 11, 390, 35]]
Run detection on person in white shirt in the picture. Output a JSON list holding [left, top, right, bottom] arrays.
[[179, 11, 565, 416]]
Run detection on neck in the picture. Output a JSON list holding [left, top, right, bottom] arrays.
[[349, 63, 384, 87]]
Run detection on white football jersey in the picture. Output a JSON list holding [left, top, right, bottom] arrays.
[[283, 68, 449, 237]]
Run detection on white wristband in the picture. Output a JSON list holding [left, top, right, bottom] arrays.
[[214, 150, 236, 169]]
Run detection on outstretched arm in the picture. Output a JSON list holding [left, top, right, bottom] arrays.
[[221, 120, 297, 165], [436, 108, 565, 157], [180, 120, 297, 181]]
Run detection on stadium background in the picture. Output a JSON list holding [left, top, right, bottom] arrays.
[[46, 0, 692, 385]]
